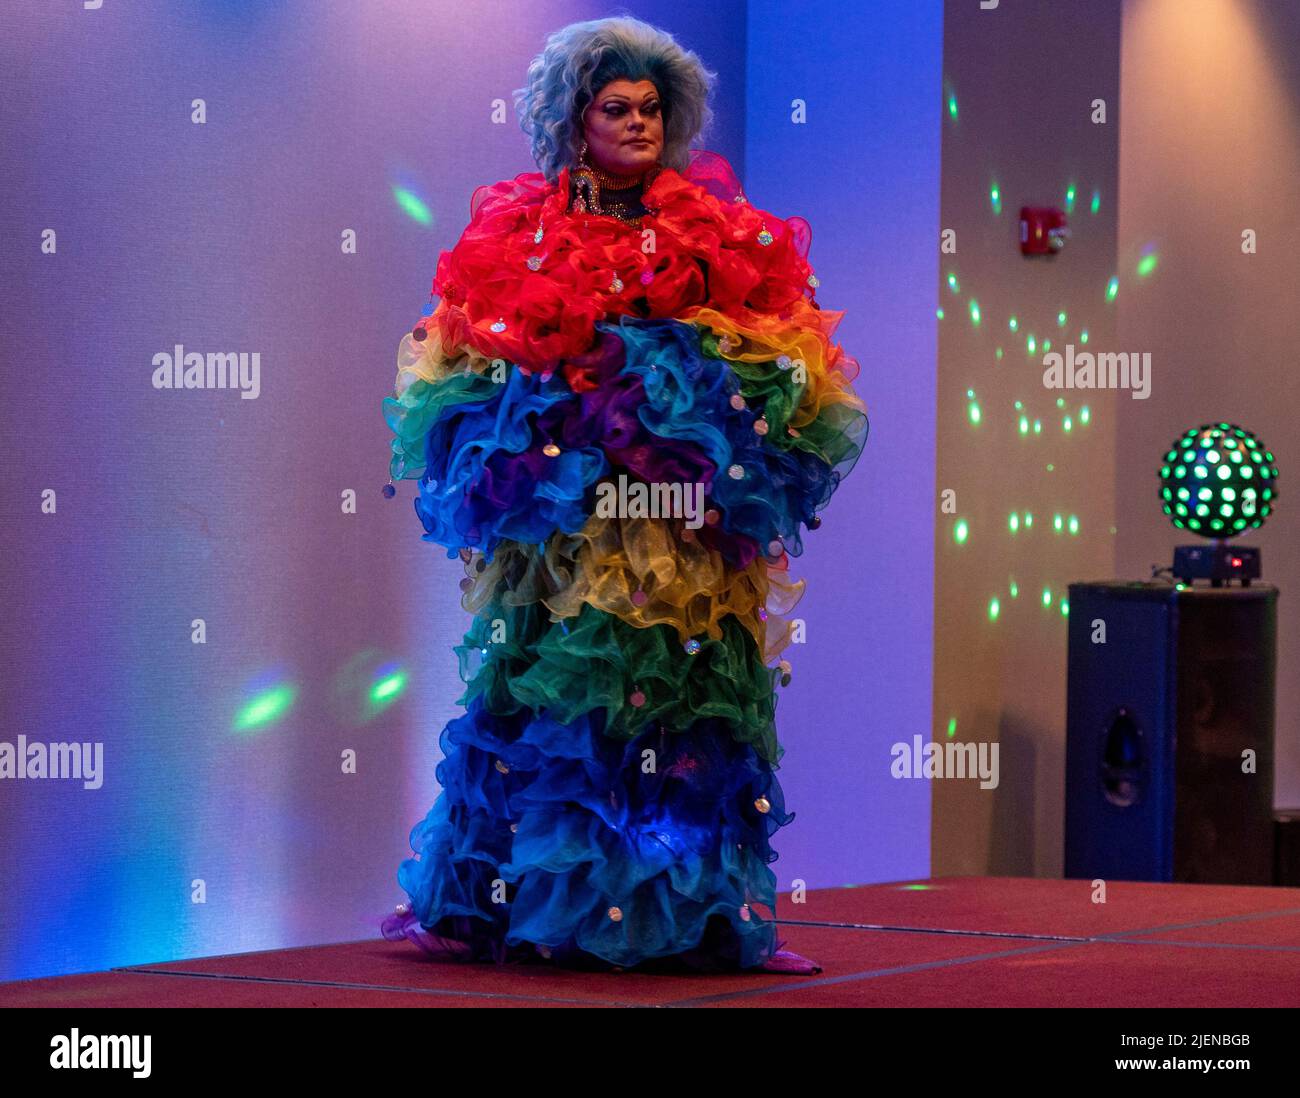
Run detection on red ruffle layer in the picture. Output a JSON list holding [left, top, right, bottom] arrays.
[[419, 150, 822, 388]]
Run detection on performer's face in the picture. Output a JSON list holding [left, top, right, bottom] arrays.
[[582, 79, 664, 176]]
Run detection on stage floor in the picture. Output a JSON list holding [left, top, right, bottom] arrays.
[[6, 876, 1300, 1008]]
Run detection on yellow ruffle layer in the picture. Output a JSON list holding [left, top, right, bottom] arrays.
[[457, 513, 806, 665]]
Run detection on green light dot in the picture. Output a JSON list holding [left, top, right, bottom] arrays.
[[234, 684, 298, 734], [1137, 253, 1158, 277], [371, 671, 408, 704], [1090, 189, 1101, 214], [1009, 512, 1019, 532], [1053, 513, 1063, 532], [1009, 316, 1019, 332], [968, 401, 981, 424], [1064, 416, 1073, 432], [1057, 311, 1067, 327], [1080, 406, 1090, 424], [970, 299, 982, 326], [936, 307, 945, 320], [1217, 464, 1232, 480], [1042, 587, 1052, 607], [954, 519, 968, 544], [1027, 334, 1037, 354], [947, 273, 960, 293], [989, 597, 1000, 621], [1025, 512, 1034, 527], [393, 186, 434, 226], [947, 716, 957, 737], [1019, 416, 1029, 434], [1065, 185, 1076, 212], [948, 94, 958, 120], [1106, 276, 1119, 301], [1033, 420, 1042, 434], [1080, 329, 1090, 344], [1055, 397, 1065, 408], [1068, 515, 1079, 535], [1009, 580, 1019, 598], [1060, 597, 1069, 617], [1043, 339, 1052, 352]]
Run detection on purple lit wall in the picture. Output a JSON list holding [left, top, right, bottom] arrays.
[[745, 0, 942, 888], [0, 0, 941, 981]]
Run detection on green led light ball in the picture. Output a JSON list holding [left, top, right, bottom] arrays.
[[1158, 422, 1278, 537]]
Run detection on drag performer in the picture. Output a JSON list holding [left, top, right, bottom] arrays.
[[381, 15, 867, 973]]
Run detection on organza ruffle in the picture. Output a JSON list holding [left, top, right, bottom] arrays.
[[390, 316, 864, 560], [456, 601, 783, 765], [419, 154, 819, 376], [410, 367, 608, 557], [456, 512, 806, 663], [685, 303, 870, 470], [384, 148, 865, 973], [392, 697, 791, 970]]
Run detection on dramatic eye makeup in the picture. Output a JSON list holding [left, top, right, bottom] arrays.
[[600, 97, 660, 116]]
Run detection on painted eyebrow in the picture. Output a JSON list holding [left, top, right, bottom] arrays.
[[598, 93, 660, 105]]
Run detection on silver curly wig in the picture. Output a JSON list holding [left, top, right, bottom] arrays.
[[514, 16, 716, 183]]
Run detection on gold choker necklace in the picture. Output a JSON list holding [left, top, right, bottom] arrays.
[[569, 160, 662, 227], [588, 164, 648, 189]]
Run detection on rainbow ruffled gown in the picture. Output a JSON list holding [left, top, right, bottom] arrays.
[[381, 150, 868, 971]]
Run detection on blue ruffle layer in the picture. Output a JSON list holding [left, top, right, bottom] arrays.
[[397, 318, 853, 559], [395, 695, 792, 971]]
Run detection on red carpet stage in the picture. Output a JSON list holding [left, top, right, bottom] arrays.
[[6, 877, 1300, 1008]]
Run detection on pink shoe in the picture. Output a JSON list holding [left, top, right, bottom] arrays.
[[760, 942, 823, 974], [380, 905, 473, 961]]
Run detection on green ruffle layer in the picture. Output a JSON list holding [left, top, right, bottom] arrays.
[[454, 600, 782, 765]]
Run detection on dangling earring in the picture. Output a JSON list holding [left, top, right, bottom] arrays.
[[571, 140, 597, 214]]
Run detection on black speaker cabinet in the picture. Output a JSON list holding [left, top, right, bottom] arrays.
[[1065, 580, 1279, 884], [1275, 810, 1300, 887]]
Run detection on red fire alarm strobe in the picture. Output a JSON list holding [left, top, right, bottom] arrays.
[[1020, 206, 1071, 255]]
